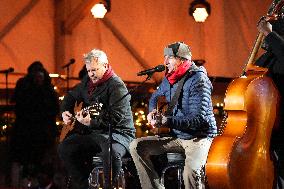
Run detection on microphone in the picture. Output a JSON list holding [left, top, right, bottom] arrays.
[[0, 67, 14, 74], [62, 58, 75, 69], [137, 65, 165, 76]]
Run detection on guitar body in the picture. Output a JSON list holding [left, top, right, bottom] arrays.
[[59, 102, 82, 143], [206, 70, 279, 189], [59, 121, 75, 142]]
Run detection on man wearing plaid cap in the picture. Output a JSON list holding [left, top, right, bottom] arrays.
[[130, 42, 217, 189]]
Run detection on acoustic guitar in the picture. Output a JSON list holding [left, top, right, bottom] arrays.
[[59, 101, 103, 142]]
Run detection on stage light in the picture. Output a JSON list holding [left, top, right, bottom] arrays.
[[49, 73, 60, 78], [91, 0, 111, 18], [189, 0, 211, 22]]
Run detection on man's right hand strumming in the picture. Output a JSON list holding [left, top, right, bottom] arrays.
[[62, 111, 72, 125], [147, 109, 158, 127], [147, 109, 168, 128]]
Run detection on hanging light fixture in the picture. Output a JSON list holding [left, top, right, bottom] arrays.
[[91, 0, 111, 18], [189, 0, 211, 22]]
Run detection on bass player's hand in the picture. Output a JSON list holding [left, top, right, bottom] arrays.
[[257, 17, 272, 36]]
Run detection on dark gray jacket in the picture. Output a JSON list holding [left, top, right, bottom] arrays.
[[61, 74, 135, 151], [256, 31, 284, 96], [255, 31, 284, 149], [149, 63, 217, 139]]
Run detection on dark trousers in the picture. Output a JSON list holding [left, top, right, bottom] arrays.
[[272, 130, 284, 189], [58, 132, 126, 189], [272, 102, 284, 189]]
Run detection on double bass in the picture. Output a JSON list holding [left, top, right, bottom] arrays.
[[206, 1, 284, 188]]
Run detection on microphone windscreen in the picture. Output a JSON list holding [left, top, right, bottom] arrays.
[[70, 58, 75, 64], [9, 67, 14, 72], [155, 65, 165, 72]]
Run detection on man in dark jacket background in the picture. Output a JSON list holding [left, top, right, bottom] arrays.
[[58, 49, 135, 189], [256, 13, 284, 189], [129, 42, 217, 189], [10, 61, 59, 187]]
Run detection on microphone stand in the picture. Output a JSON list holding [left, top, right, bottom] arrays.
[[67, 66, 70, 91], [5, 72, 9, 106], [102, 73, 154, 189], [62, 64, 72, 92]]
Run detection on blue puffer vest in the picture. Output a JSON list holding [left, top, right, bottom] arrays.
[[149, 63, 217, 139]]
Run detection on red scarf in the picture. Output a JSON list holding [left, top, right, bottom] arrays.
[[166, 60, 192, 85], [88, 65, 114, 95]]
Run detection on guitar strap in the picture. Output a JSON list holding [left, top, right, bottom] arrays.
[[164, 71, 191, 116]]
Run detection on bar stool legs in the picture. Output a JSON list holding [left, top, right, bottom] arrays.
[[89, 166, 104, 188], [160, 152, 185, 189], [177, 166, 183, 189], [160, 164, 184, 189], [88, 156, 126, 189]]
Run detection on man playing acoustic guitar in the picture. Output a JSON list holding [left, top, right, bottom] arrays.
[[58, 49, 135, 189], [129, 42, 217, 189]]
